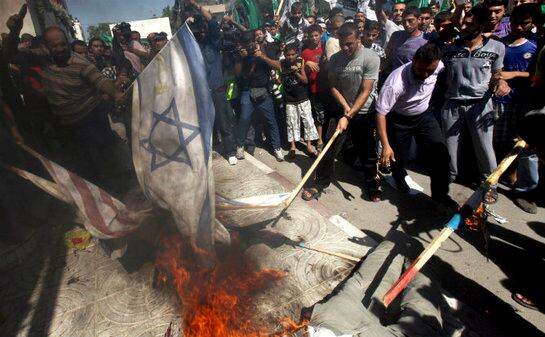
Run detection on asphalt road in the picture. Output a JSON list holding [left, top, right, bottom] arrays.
[[249, 144, 545, 336]]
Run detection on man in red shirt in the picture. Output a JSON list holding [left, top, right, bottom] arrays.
[[301, 24, 326, 150]]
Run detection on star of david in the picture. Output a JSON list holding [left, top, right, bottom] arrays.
[[140, 97, 200, 171]]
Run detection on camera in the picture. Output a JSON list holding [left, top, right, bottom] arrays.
[[221, 25, 241, 53]]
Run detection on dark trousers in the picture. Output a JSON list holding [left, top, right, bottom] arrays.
[[211, 86, 236, 156], [387, 112, 450, 198], [315, 113, 379, 191], [53, 104, 134, 196]]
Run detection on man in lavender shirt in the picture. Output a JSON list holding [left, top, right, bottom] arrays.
[[376, 44, 452, 205], [384, 7, 429, 74]]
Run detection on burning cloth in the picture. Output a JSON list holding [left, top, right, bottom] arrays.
[[132, 24, 225, 252]]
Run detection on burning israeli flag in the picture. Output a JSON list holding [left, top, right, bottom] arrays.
[[131, 23, 220, 252]]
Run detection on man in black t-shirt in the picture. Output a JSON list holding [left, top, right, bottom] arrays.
[[234, 30, 284, 161]]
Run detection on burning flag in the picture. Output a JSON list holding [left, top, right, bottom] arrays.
[[132, 23, 223, 252]]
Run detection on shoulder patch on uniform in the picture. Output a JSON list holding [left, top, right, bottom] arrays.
[[523, 52, 533, 60]]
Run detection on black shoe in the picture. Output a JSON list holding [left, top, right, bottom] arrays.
[[393, 174, 410, 193], [514, 195, 538, 214], [432, 195, 459, 214]]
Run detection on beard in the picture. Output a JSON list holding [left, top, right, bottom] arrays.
[[52, 50, 71, 65]]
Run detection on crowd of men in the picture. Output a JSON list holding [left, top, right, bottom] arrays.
[[2, 0, 544, 210], [1, 0, 545, 313]]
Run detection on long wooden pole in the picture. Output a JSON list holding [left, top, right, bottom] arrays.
[[383, 139, 527, 307], [283, 129, 341, 209], [297, 242, 360, 263]]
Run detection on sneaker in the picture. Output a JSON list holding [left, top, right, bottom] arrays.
[[236, 147, 245, 160], [228, 156, 238, 165], [274, 148, 284, 162]]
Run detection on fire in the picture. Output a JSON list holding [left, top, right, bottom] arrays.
[[465, 203, 486, 231], [155, 233, 307, 337]]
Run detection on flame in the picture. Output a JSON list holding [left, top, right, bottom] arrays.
[[155, 233, 307, 337], [465, 203, 486, 231]]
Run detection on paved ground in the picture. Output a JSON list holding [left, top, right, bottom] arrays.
[[250, 144, 545, 336]]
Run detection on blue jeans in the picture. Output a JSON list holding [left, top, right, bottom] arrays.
[[514, 149, 539, 193], [236, 90, 281, 150]]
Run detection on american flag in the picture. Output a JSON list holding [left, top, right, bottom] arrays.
[[18, 145, 141, 240]]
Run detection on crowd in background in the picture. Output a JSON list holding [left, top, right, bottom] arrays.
[[1, 0, 545, 211]]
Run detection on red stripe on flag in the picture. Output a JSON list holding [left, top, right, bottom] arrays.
[[99, 189, 134, 228], [69, 172, 115, 237]]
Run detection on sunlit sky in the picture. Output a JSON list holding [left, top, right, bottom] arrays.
[[67, 0, 174, 33]]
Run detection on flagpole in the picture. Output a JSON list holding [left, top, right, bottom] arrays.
[[383, 139, 527, 307], [283, 129, 341, 209]]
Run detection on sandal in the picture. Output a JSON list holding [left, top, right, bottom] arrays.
[[484, 187, 498, 204], [302, 187, 322, 201], [367, 186, 382, 202], [286, 149, 296, 160], [316, 143, 324, 152], [512, 293, 539, 311], [307, 146, 319, 158]]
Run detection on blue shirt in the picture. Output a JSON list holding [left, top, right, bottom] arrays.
[[199, 20, 224, 90], [495, 38, 537, 104]]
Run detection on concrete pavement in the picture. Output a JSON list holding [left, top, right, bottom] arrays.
[[247, 145, 545, 336]]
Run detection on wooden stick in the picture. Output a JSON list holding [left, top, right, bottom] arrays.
[[275, 0, 286, 17], [283, 129, 341, 208], [383, 139, 526, 307], [298, 242, 360, 263]]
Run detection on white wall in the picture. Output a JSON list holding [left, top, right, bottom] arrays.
[[0, 0, 38, 37]]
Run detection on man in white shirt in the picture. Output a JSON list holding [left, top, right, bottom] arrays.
[[376, 43, 452, 204]]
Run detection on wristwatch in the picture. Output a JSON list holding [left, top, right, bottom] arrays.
[[343, 113, 352, 120]]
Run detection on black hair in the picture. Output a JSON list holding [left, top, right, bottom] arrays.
[[88, 37, 105, 48], [429, 1, 439, 7], [434, 11, 452, 25], [466, 5, 491, 25], [337, 22, 358, 39], [328, 7, 344, 19], [511, 3, 538, 21], [240, 30, 254, 45], [71, 39, 86, 50], [413, 43, 443, 63], [306, 24, 323, 35], [131, 31, 140, 36], [483, 0, 508, 8], [306, 15, 317, 20], [283, 43, 299, 54], [403, 6, 421, 18], [291, 1, 303, 12], [420, 7, 433, 16], [519, 108, 545, 158], [364, 20, 381, 31]]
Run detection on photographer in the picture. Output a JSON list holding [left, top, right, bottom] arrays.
[[188, 0, 239, 165], [234, 30, 284, 161]]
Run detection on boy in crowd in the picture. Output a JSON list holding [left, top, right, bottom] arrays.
[[281, 44, 319, 159], [362, 20, 386, 62], [302, 24, 326, 151], [484, 0, 511, 38], [494, 4, 538, 159], [71, 40, 87, 57], [281, 2, 309, 46], [495, 4, 540, 213], [441, 6, 510, 203]]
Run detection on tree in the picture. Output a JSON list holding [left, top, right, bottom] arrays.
[[87, 23, 112, 39], [161, 5, 183, 34]]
